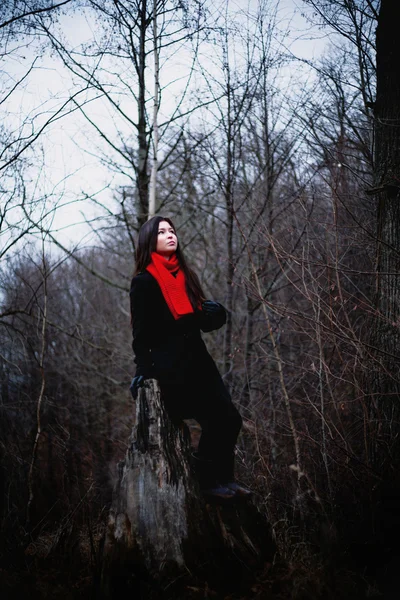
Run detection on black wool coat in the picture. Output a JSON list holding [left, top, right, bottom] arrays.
[[130, 271, 227, 387]]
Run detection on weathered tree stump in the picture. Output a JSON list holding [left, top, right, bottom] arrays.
[[100, 379, 275, 598]]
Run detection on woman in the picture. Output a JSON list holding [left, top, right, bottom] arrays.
[[130, 215, 250, 500]]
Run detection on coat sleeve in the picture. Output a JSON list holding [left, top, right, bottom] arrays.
[[197, 300, 227, 333], [130, 276, 156, 378]]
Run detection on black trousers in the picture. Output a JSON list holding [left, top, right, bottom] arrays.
[[160, 373, 242, 483]]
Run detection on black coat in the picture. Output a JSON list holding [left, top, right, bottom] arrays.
[[130, 271, 227, 386]]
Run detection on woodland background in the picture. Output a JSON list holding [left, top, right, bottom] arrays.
[[1, 0, 400, 598]]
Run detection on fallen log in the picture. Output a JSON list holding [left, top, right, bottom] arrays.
[[100, 379, 275, 598]]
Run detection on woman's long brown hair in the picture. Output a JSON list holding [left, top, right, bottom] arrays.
[[134, 215, 205, 309]]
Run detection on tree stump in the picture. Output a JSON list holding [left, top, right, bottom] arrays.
[[100, 379, 275, 599]]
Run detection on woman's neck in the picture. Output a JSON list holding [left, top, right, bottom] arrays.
[[155, 251, 173, 261]]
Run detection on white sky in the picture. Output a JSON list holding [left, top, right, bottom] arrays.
[[1, 0, 329, 253]]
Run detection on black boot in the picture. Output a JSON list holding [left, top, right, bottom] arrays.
[[224, 481, 252, 497], [191, 452, 235, 500], [216, 453, 252, 498]]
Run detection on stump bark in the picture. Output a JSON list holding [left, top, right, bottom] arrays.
[[100, 379, 275, 598]]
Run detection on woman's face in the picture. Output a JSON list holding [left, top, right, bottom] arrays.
[[156, 220, 178, 258]]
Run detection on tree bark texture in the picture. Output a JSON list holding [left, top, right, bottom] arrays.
[[370, 0, 400, 460], [137, 0, 150, 225], [100, 379, 275, 598]]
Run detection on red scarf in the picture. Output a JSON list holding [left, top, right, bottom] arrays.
[[146, 252, 194, 320]]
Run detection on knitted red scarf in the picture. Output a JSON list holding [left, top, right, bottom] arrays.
[[146, 252, 194, 320]]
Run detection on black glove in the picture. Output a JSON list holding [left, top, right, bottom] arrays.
[[130, 375, 145, 399], [202, 300, 223, 315], [200, 300, 227, 332]]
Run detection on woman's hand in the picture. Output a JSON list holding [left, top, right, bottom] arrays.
[[130, 375, 145, 399], [199, 300, 227, 332], [202, 300, 223, 315]]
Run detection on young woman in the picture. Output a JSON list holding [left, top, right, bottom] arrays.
[[130, 215, 251, 500]]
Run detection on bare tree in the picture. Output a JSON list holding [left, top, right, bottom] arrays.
[[368, 0, 400, 464], [33, 0, 211, 228]]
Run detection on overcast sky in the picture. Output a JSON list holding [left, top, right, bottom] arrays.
[[2, 0, 329, 252]]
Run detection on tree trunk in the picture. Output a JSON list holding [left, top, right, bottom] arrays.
[[137, 0, 150, 225], [223, 127, 234, 388], [242, 293, 256, 407], [148, 0, 159, 218], [100, 379, 275, 598], [370, 0, 400, 462]]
